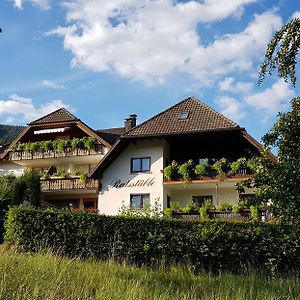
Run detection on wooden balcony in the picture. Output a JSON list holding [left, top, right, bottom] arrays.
[[163, 168, 253, 184], [9, 145, 103, 161], [40, 177, 99, 192]]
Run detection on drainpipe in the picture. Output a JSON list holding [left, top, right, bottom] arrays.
[[215, 183, 219, 206]]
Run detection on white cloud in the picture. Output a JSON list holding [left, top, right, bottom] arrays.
[[12, 0, 51, 10], [217, 96, 245, 122], [291, 11, 300, 19], [42, 80, 65, 90], [218, 77, 253, 95], [48, 0, 284, 85], [0, 94, 71, 124], [244, 79, 294, 114]]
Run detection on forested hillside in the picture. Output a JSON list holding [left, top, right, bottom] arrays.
[[0, 124, 25, 145]]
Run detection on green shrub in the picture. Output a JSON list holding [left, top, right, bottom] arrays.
[[40, 140, 52, 152], [6, 206, 300, 274]]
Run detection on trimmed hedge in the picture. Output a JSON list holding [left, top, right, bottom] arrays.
[[5, 207, 300, 274]]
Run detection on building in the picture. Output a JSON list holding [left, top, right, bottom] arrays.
[[91, 97, 272, 215], [0, 108, 126, 209]]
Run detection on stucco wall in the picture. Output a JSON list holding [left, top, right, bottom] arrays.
[[98, 139, 164, 215], [0, 161, 24, 176]]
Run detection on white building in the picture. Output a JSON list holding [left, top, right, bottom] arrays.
[[91, 97, 273, 215]]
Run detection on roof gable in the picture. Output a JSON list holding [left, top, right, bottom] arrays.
[[124, 97, 239, 137], [29, 108, 78, 125]]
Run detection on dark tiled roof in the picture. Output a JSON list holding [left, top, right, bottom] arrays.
[[29, 108, 78, 125], [96, 127, 124, 145], [124, 97, 239, 137]]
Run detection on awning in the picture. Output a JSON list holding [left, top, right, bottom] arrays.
[[34, 127, 70, 135]]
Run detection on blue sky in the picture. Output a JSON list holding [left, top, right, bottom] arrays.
[[0, 0, 299, 142]]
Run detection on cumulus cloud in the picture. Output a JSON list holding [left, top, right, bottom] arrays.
[[12, 0, 51, 10], [47, 1, 282, 84], [0, 94, 71, 124], [217, 96, 245, 122], [42, 80, 65, 90], [244, 79, 294, 114], [218, 77, 253, 95]]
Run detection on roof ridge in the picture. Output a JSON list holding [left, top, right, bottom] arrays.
[[123, 96, 239, 137], [28, 107, 78, 125], [122, 96, 194, 136]]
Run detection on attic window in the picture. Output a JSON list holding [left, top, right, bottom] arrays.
[[179, 112, 189, 120]]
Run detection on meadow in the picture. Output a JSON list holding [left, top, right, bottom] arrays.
[[0, 246, 299, 300]]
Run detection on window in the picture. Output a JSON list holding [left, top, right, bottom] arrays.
[[131, 157, 151, 172], [130, 194, 150, 210], [179, 112, 189, 120]]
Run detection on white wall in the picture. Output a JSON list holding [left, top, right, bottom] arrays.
[[98, 139, 164, 215]]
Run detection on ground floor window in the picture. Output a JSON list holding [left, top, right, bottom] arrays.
[[130, 194, 150, 209], [83, 199, 97, 210]]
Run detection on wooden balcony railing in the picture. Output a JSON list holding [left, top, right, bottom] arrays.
[[40, 177, 99, 192], [9, 145, 103, 161]]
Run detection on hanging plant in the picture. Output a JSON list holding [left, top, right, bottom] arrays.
[[178, 159, 194, 186], [74, 168, 88, 182], [29, 142, 40, 152]]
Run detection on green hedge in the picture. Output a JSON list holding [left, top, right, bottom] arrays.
[[5, 207, 300, 274]]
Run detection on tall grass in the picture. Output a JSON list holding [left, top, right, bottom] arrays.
[[0, 245, 299, 300]]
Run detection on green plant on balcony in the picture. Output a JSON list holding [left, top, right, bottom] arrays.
[[53, 139, 67, 153], [178, 159, 194, 186], [218, 202, 233, 211], [56, 169, 70, 179], [163, 160, 179, 180], [195, 163, 207, 177], [199, 200, 215, 220], [182, 201, 198, 213], [40, 140, 53, 152], [83, 137, 96, 150], [74, 168, 88, 182], [29, 142, 40, 152], [212, 158, 228, 177], [230, 157, 247, 174], [71, 138, 81, 149]]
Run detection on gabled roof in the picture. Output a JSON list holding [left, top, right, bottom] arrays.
[[29, 108, 78, 125], [96, 128, 125, 145], [123, 97, 240, 138]]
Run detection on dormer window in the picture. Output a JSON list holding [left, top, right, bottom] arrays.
[[179, 112, 189, 120]]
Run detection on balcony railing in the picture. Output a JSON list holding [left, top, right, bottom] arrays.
[[9, 145, 103, 161], [40, 177, 99, 192], [163, 168, 253, 183]]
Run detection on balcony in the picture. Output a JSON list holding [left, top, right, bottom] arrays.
[[9, 145, 103, 162], [163, 168, 253, 184], [40, 177, 99, 192], [163, 158, 255, 185]]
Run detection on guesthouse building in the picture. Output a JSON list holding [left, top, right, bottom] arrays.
[[91, 97, 271, 215]]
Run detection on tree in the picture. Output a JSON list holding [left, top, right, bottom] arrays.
[[259, 18, 300, 87], [242, 18, 300, 222]]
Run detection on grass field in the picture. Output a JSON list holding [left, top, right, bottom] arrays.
[[0, 246, 299, 300]]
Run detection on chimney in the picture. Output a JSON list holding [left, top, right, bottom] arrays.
[[124, 114, 137, 132]]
